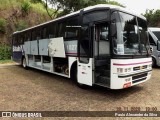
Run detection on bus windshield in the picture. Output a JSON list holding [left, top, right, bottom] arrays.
[[113, 12, 150, 56], [153, 31, 160, 40]]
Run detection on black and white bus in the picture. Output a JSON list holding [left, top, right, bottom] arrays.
[[12, 4, 152, 89]]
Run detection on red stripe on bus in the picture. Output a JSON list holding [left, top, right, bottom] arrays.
[[113, 61, 152, 66]]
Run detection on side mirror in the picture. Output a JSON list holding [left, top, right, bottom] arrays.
[[157, 40, 160, 51]]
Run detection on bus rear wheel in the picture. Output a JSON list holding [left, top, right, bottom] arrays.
[[22, 57, 28, 69]]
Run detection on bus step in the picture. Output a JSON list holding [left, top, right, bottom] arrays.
[[96, 76, 110, 85], [94, 82, 110, 88], [101, 69, 110, 77]]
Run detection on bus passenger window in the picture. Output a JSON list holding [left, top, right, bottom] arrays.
[[58, 22, 66, 37], [48, 23, 56, 38], [42, 28, 48, 39]]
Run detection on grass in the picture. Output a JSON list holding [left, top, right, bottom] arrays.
[[0, 0, 50, 16], [0, 59, 15, 64]]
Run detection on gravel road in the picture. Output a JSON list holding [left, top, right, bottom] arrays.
[[0, 65, 160, 119]]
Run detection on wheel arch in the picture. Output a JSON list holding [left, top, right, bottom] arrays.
[[151, 55, 157, 67], [70, 61, 77, 80]]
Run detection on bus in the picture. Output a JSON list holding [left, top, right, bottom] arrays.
[[12, 4, 152, 89], [148, 27, 160, 67]]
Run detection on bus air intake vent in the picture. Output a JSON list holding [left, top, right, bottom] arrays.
[[132, 73, 148, 84]]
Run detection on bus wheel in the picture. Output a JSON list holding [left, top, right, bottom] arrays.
[[152, 57, 156, 67], [71, 65, 86, 89], [22, 57, 28, 69]]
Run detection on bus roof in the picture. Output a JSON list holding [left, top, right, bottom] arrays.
[[148, 27, 160, 31], [13, 4, 146, 34]]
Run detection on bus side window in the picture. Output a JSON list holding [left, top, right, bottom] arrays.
[[36, 28, 41, 40], [13, 36, 17, 45], [65, 17, 79, 40], [27, 32, 31, 41], [42, 27, 48, 39], [19, 34, 24, 44], [58, 22, 66, 38], [149, 34, 156, 46], [48, 23, 56, 38], [32, 30, 36, 40]]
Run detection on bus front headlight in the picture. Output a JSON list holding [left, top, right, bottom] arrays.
[[148, 64, 152, 68], [117, 68, 123, 73]]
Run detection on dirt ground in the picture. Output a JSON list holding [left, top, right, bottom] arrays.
[[0, 64, 160, 119]]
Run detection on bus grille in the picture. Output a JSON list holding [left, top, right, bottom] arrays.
[[132, 73, 148, 84]]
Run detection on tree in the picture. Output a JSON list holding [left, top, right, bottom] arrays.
[[144, 9, 160, 27], [45, 0, 124, 19]]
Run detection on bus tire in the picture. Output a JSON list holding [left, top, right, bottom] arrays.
[[71, 63, 86, 89], [22, 57, 28, 69], [152, 57, 156, 67]]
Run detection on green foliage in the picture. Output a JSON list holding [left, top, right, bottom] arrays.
[[144, 9, 160, 27], [21, 1, 32, 15], [0, 18, 7, 33], [0, 45, 11, 60], [0, 59, 14, 64], [15, 20, 28, 31], [47, 0, 125, 17], [31, 3, 48, 14]]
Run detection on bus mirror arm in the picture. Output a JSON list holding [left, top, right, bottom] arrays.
[[157, 40, 160, 51], [111, 23, 117, 37]]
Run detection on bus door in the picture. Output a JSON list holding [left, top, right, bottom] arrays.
[[94, 22, 110, 86], [77, 25, 93, 86]]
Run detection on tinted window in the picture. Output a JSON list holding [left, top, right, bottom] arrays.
[[153, 31, 160, 40], [65, 17, 79, 40], [83, 11, 109, 23], [13, 35, 17, 45], [42, 27, 48, 39], [19, 34, 24, 44], [32, 30, 37, 40], [79, 25, 91, 63], [58, 21, 66, 37], [48, 23, 56, 38], [149, 34, 156, 45]]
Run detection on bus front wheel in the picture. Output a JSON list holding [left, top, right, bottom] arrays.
[[152, 57, 156, 67]]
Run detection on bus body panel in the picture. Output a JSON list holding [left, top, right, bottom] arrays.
[[111, 58, 152, 89], [78, 58, 93, 86], [148, 28, 160, 66]]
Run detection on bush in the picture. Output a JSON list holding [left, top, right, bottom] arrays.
[[15, 20, 28, 31], [0, 18, 7, 33], [21, 1, 31, 15], [0, 45, 11, 60]]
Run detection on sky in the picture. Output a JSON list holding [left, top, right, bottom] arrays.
[[115, 0, 160, 14]]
